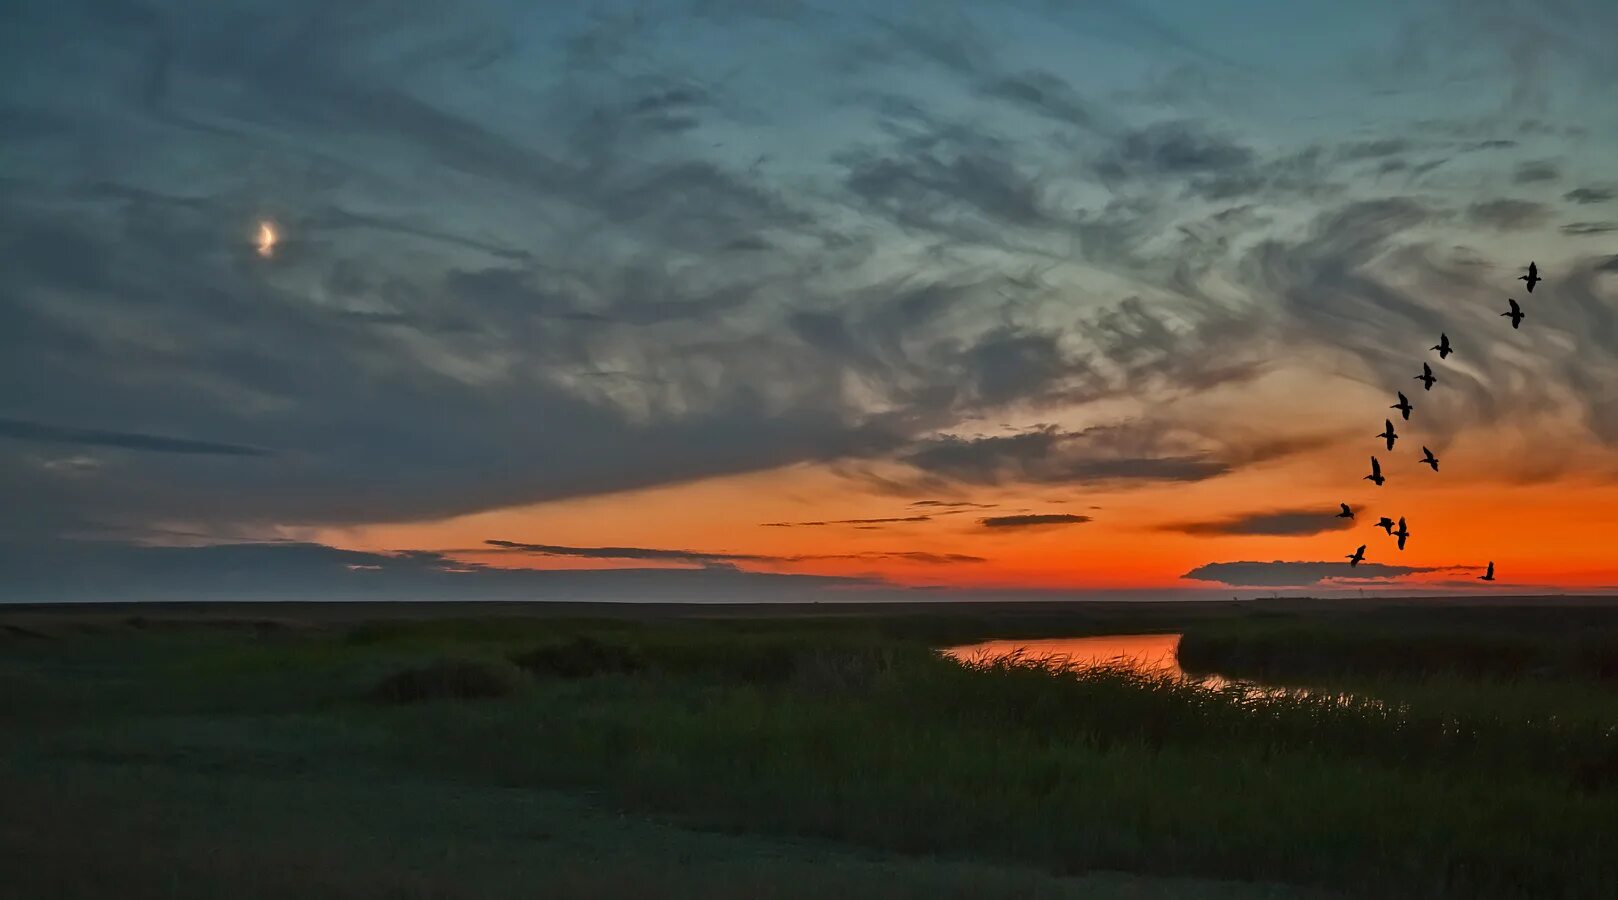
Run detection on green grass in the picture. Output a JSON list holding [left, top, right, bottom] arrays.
[[4, 607, 1618, 898]]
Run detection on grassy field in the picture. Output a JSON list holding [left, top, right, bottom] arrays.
[[3, 599, 1617, 898]]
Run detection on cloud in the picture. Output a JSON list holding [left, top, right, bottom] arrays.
[[897, 421, 1317, 488], [1467, 199, 1552, 230], [0, 418, 271, 457], [1093, 120, 1255, 181], [1164, 508, 1355, 537], [762, 516, 932, 527], [979, 514, 1091, 529], [839, 135, 1060, 237], [1335, 138, 1415, 161], [1562, 222, 1618, 236], [3, 0, 1615, 583], [482, 539, 978, 566], [484, 539, 776, 566], [0, 539, 882, 604], [1181, 560, 1446, 587], [1512, 160, 1560, 183], [981, 70, 1097, 127], [817, 551, 985, 564], [1230, 200, 1618, 449], [1564, 186, 1616, 204]]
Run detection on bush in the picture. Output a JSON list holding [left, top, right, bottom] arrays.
[[512, 636, 646, 679], [367, 659, 525, 703]]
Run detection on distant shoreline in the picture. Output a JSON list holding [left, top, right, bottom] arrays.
[[6, 594, 1618, 627]]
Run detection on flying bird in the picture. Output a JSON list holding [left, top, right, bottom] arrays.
[[1365, 456, 1385, 486], [1415, 362, 1437, 391], [1420, 446, 1439, 471], [1346, 545, 1366, 567], [1391, 392, 1413, 421], [1337, 503, 1354, 518], [1378, 419, 1398, 451], [1375, 516, 1395, 534], [1393, 517, 1409, 551], [1519, 261, 1540, 293], [1503, 298, 1525, 329], [1431, 333, 1453, 359], [1479, 561, 1496, 582]]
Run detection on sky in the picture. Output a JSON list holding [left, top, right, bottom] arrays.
[[3, 0, 1618, 602]]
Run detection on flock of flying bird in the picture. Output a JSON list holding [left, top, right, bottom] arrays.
[[1336, 261, 1544, 584]]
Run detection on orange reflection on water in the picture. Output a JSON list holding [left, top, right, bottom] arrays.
[[943, 633, 1231, 689]]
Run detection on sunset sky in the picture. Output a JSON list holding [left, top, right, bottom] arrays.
[[3, 0, 1618, 602]]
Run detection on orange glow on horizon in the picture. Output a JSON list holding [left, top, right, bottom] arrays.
[[301, 438, 1618, 594]]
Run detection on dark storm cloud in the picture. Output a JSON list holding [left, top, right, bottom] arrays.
[[1164, 508, 1354, 537], [1181, 560, 1444, 587], [1467, 199, 1552, 230], [0, 418, 271, 458], [1564, 186, 1616, 204], [978, 514, 1090, 529]]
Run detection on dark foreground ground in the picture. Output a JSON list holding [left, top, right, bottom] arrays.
[[4, 596, 1616, 899]]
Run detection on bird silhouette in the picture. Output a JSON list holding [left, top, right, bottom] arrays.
[[1479, 561, 1495, 581], [1431, 333, 1453, 359], [1420, 446, 1439, 471], [1503, 298, 1525, 329], [1365, 455, 1385, 486], [1337, 503, 1354, 518], [1346, 545, 1366, 567], [1392, 392, 1413, 421], [1378, 419, 1398, 451], [1519, 261, 1540, 293], [1415, 362, 1437, 391], [1375, 516, 1395, 534], [1393, 516, 1409, 551]]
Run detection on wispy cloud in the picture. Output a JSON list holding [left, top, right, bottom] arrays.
[[1163, 508, 1354, 537], [979, 514, 1091, 529], [762, 516, 931, 528], [483, 539, 980, 565], [0, 418, 270, 457], [1181, 560, 1453, 587]]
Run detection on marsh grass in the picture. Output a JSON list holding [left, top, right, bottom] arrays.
[[368, 658, 528, 703], [4, 612, 1618, 898]]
